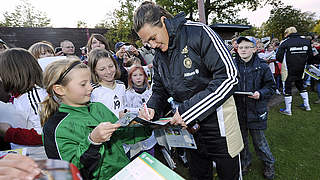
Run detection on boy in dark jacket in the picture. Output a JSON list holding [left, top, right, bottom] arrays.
[[234, 36, 276, 180]]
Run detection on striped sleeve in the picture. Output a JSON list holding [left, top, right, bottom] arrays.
[[90, 82, 101, 90], [181, 22, 238, 125], [27, 87, 42, 115]]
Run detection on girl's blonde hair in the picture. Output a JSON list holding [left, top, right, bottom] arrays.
[[28, 42, 54, 59], [87, 48, 121, 84], [127, 65, 150, 89], [40, 57, 88, 126]]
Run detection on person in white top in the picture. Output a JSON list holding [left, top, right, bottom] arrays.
[[88, 49, 126, 118], [260, 44, 281, 95], [125, 65, 152, 113], [125, 65, 157, 158], [0, 48, 47, 149]]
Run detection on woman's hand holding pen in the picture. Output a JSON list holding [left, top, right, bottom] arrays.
[[90, 122, 120, 143]]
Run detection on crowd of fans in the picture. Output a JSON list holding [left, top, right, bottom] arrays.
[[0, 29, 156, 179], [0, 2, 319, 179]]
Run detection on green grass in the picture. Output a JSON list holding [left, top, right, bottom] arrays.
[[245, 91, 320, 180], [168, 91, 320, 180]]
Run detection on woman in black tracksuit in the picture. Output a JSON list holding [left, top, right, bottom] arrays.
[[133, 2, 243, 180]]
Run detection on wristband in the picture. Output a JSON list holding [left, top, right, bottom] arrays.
[[88, 134, 102, 145]]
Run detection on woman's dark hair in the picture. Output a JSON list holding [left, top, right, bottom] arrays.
[[87, 34, 110, 53], [87, 48, 121, 84], [133, 1, 173, 33], [0, 48, 43, 94]]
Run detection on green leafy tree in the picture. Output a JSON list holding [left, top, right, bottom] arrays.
[[313, 20, 320, 35], [77, 20, 88, 28], [240, 26, 264, 38], [0, 0, 51, 27], [103, 0, 139, 50], [263, 5, 317, 39], [155, 0, 282, 24]]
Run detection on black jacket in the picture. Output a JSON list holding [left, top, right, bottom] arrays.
[[147, 13, 243, 158], [276, 33, 313, 81], [234, 54, 276, 130]]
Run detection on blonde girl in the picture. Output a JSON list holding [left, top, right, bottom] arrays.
[[88, 48, 126, 118], [41, 57, 151, 180]]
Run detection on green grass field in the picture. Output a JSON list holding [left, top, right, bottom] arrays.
[[170, 91, 320, 180], [245, 91, 320, 180]]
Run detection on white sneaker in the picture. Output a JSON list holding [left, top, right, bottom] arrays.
[[279, 108, 292, 116], [305, 106, 311, 111], [299, 104, 311, 111], [276, 89, 281, 95]]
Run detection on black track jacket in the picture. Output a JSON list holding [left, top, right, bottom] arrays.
[[147, 13, 243, 158], [276, 33, 314, 81]]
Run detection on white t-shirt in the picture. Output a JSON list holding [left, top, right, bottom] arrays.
[[125, 88, 152, 113], [91, 82, 126, 118]]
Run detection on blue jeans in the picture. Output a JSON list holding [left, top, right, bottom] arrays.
[[240, 129, 275, 168]]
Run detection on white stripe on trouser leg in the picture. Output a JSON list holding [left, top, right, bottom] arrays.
[[282, 81, 286, 94], [239, 154, 243, 180], [217, 106, 226, 137]]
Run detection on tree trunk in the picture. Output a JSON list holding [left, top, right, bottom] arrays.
[[204, 0, 210, 24], [198, 0, 206, 24]]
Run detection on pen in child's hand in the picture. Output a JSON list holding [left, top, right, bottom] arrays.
[[142, 98, 150, 120]]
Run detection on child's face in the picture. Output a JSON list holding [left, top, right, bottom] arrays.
[[232, 40, 238, 48], [133, 60, 141, 66], [61, 68, 92, 107], [238, 41, 256, 61], [95, 58, 116, 83], [39, 49, 54, 59], [91, 37, 105, 50], [267, 45, 274, 52], [131, 69, 145, 88], [257, 43, 264, 51]]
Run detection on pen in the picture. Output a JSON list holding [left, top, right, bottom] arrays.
[[142, 98, 150, 120]]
